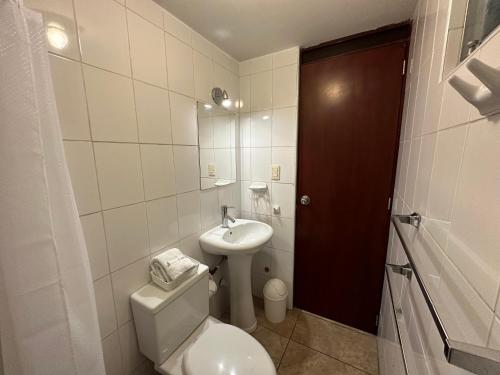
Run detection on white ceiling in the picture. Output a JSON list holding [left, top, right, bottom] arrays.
[[155, 0, 417, 61]]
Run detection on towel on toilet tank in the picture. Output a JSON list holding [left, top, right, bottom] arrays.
[[150, 248, 197, 282]]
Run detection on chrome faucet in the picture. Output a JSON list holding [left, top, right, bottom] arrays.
[[221, 205, 236, 228]]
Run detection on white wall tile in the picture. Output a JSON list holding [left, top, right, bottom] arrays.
[[80, 213, 109, 280], [170, 93, 198, 145], [173, 146, 199, 193], [111, 256, 150, 325], [200, 189, 219, 229], [251, 148, 271, 182], [447, 117, 500, 309], [271, 216, 295, 252], [251, 111, 272, 147], [93, 275, 117, 338], [414, 133, 436, 214], [75, 0, 131, 76], [103, 203, 149, 271], [63, 141, 101, 215], [134, 80, 172, 144], [241, 148, 252, 181], [251, 70, 272, 111], [271, 248, 294, 308], [101, 331, 123, 375], [273, 64, 298, 108], [49, 55, 89, 140], [146, 196, 178, 252], [271, 183, 295, 219], [127, 10, 167, 88], [273, 48, 299, 68], [177, 190, 201, 238], [239, 76, 251, 113], [94, 143, 144, 210], [272, 107, 298, 147], [140, 144, 176, 200], [165, 34, 194, 97], [271, 147, 296, 184], [163, 11, 191, 45], [252, 246, 273, 276], [249, 55, 273, 74], [404, 137, 421, 206], [239, 113, 251, 148], [438, 255, 493, 346], [126, 0, 163, 28], [427, 125, 467, 221], [191, 31, 213, 58], [83, 65, 137, 142], [193, 51, 213, 103]]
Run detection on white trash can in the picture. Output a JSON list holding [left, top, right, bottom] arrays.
[[263, 279, 288, 323]]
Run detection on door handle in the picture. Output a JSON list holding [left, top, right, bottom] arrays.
[[300, 195, 311, 206]]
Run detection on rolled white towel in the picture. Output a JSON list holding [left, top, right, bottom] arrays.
[[151, 248, 197, 282]]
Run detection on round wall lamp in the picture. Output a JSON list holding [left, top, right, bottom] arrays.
[[211, 87, 231, 108]]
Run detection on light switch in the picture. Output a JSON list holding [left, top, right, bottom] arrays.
[[208, 163, 216, 177], [271, 164, 280, 181]]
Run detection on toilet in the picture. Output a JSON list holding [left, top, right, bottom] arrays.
[[131, 263, 276, 375]]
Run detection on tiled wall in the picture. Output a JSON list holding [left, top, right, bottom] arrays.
[[24, 0, 240, 374], [379, 0, 500, 373], [238, 48, 299, 308]]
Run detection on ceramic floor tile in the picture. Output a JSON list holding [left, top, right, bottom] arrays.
[[254, 297, 300, 338], [251, 326, 289, 368], [278, 341, 366, 375], [291, 312, 378, 375]]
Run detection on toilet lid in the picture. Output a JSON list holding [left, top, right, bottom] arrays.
[[182, 323, 275, 375]]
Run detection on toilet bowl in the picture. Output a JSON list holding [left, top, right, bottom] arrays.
[[131, 263, 276, 375]]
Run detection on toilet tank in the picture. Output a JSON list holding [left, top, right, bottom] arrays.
[[130, 265, 209, 365]]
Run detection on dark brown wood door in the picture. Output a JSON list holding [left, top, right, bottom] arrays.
[[295, 42, 407, 334]]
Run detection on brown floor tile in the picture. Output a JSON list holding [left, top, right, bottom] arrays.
[[254, 297, 301, 338], [291, 312, 378, 375], [278, 341, 366, 375], [252, 325, 289, 368]]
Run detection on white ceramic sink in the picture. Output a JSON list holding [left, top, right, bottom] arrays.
[[199, 219, 273, 255], [199, 219, 273, 333]]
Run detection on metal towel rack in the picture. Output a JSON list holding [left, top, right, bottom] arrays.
[[389, 214, 500, 375]]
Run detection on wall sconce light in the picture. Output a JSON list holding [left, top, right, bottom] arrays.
[[46, 22, 68, 50], [211, 87, 231, 108]]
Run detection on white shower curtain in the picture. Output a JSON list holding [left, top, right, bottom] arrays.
[[0, 1, 105, 374]]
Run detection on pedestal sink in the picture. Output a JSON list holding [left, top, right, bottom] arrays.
[[199, 219, 273, 332]]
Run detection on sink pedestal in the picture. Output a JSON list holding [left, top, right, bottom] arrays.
[[227, 254, 256, 333]]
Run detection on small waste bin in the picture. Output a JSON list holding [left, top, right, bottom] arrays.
[[263, 279, 288, 323]]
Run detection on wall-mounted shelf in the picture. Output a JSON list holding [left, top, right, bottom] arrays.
[[248, 182, 268, 193], [448, 58, 500, 117], [388, 214, 500, 375]]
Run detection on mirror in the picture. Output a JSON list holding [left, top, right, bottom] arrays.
[[443, 0, 500, 77], [197, 102, 238, 190]]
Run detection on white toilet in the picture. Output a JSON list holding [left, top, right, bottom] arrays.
[[131, 263, 276, 375]]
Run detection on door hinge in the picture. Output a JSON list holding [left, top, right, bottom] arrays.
[[402, 60, 407, 75], [387, 197, 392, 210], [375, 314, 379, 327]]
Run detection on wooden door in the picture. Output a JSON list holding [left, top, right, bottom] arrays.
[[294, 39, 407, 334]]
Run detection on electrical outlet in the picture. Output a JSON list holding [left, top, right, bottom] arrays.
[[208, 163, 216, 177], [271, 164, 280, 181]]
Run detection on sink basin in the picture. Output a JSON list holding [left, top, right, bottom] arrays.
[[199, 219, 273, 333], [199, 219, 273, 255]]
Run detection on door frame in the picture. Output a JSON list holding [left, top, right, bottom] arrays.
[[293, 22, 411, 330]]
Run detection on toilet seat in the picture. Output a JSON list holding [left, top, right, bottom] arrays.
[[182, 323, 275, 375], [156, 317, 275, 375]]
